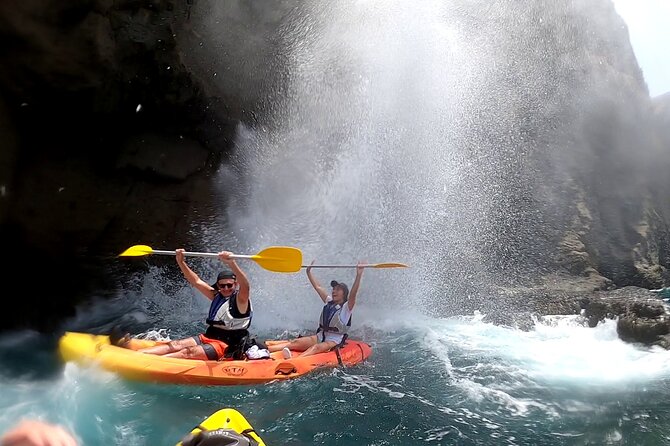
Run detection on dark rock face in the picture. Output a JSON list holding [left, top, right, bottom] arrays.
[[582, 287, 670, 348], [0, 0, 231, 330], [0, 0, 669, 347], [475, 284, 670, 348]]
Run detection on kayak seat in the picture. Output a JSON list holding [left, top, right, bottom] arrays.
[[180, 427, 259, 446]]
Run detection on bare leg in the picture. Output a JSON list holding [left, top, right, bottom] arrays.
[[267, 341, 291, 352], [138, 338, 198, 356], [268, 335, 318, 353], [298, 341, 337, 357], [162, 344, 210, 360]]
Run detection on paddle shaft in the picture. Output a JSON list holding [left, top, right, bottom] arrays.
[[303, 265, 362, 268], [151, 250, 255, 260], [120, 245, 302, 273], [301, 264, 407, 269]]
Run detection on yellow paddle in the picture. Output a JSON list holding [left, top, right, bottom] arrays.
[[119, 245, 303, 273], [301, 262, 409, 269]]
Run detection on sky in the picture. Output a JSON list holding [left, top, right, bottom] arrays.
[[612, 0, 670, 97]]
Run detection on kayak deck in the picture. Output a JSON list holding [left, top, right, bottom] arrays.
[[177, 407, 266, 446], [58, 331, 372, 386]]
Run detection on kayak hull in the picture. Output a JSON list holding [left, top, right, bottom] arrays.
[[177, 407, 266, 446], [58, 331, 372, 386]]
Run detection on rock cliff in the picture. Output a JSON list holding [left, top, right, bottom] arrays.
[[0, 0, 668, 347]]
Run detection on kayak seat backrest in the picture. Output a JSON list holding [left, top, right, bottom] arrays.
[[179, 428, 259, 446]]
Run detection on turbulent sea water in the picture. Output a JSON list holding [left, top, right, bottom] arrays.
[[2, 281, 670, 446], [2, 2, 665, 445]]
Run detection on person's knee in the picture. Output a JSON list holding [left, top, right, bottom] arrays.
[[176, 345, 204, 359], [288, 337, 310, 350], [287, 339, 302, 349], [167, 340, 182, 351], [315, 342, 336, 353]]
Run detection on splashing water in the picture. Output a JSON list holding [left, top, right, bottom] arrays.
[[4, 2, 668, 445], [177, 0, 643, 322]]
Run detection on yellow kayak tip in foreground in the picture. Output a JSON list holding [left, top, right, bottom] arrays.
[[177, 407, 266, 446]]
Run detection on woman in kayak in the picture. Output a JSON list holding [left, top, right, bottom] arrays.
[[134, 249, 259, 360], [269, 260, 365, 358]]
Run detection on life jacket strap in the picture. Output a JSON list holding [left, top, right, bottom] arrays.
[[331, 333, 349, 366]]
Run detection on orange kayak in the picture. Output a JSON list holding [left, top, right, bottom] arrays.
[[58, 331, 372, 386]]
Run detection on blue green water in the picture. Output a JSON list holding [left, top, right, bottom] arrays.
[[2, 284, 670, 446]]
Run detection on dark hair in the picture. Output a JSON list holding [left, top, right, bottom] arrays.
[[330, 280, 349, 301], [217, 270, 236, 281]]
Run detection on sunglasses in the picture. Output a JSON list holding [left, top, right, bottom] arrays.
[[217, 283, 235, 289]]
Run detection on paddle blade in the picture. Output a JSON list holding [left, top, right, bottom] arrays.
[[119, 245, 154, 257], [252, 246, 302, 273], [371, 262, 409, 268]]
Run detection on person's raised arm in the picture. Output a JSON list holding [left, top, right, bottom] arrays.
[[306, 260, 329, 303], [347, 261, 365, 310], [219, 251, 250, 306], [176, 248, 216, 300]]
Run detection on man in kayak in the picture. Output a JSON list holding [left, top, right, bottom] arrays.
[[268, 260, 365, 358], [132, 249, 264, 360]]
